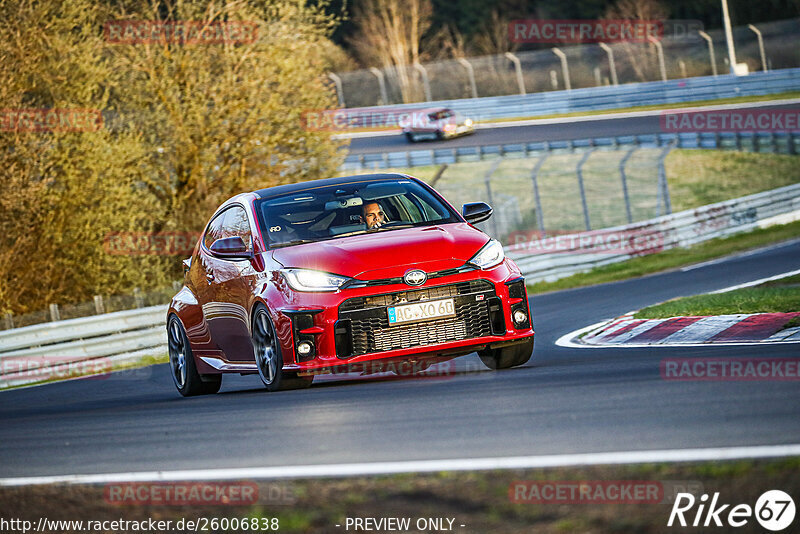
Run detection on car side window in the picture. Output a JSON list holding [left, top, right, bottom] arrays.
[[221, 205, 253, 251], [203, 211, 226, 249]]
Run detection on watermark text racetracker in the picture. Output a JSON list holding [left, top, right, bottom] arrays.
[[104, 20, 258, 45], [103, 232, 200, 256], [0, 108, 102, 133], [302, 107, 470, 132], [661, 358, 800, 381], [506, 228, 664, 255], [510, 480, 704, 505], [509, 19, 703, 43], [661, 109, 800, 132]]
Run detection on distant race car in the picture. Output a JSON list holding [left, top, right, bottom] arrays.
[[403, 107, 475, 142], [167, 173, 534, 396]]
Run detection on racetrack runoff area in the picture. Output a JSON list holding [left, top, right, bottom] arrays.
[[2, 455, 798, 533]]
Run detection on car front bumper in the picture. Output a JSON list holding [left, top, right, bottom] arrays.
[[275, 260, 534, 374]]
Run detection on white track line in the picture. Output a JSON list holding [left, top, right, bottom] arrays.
[[710, 268, 800, 294], [3, 444, 800, 487], [334, 98, 800, 139], [680, 238, 800, 272]]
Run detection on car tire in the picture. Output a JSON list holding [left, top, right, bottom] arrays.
[[405, 132, 416, 143], [478, 337, 534, 370], [168, 315, 222, 396], [435, 130, 444, 140], [252, 305, 313, 392]]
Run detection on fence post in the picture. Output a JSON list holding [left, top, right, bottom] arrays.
[[648, 36, 667, 81], [413, 62, 432, 101], [93, 295, 105, 315], [698, 31, 718, 77], [549, 70, 558, 90], [657, 143, 674, 215], [484, 158, 502, 237], [328, 72, 345, 108], [430, 164, 449, 187], [576, 148, 595, 230], [747, 24, 768, 72], [619, 147, 637, 224], [133, 287, 144, 309], [552, 48, 571, 91], [598, 43, 618, 86], [369, 67, 389, 105], [457, 58, 479, 99], [49, 303, 60, 322], [504, 52, 526, 95], [531, 151, 549, 235], [3, 312, 13, 330]]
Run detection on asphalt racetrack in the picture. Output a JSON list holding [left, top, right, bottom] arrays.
[[345, 100, 800, 156], [1, 239, 799, 479]]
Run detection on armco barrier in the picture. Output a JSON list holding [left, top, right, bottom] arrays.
[[341, 69, 800, 124], [343, 131, 800, 170], [509, 183, 800, 283], [0, 305, 167, 384]]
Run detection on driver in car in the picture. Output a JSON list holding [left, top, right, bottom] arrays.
[[362, 201, 387, 229]]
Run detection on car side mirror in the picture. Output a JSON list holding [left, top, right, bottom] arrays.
[[462, 202, 493, 224], [209, 236, 253, 260]]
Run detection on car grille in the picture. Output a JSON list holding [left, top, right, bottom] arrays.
[[336, 280, 501, 358]]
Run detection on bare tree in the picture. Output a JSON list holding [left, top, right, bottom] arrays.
[[604, 0, 669, 82], [349, 0, 432, 103], [472, 10, 518, 56]]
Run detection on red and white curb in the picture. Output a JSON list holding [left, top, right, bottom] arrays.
[[559, 312, 800, 349]]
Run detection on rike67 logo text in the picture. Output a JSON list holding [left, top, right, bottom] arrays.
[[668, 490, 795, 531]]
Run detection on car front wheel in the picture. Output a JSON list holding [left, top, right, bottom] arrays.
[[252, 305, 313, 391], [478, 337, 534, 370], [168, 315, 222, 396]]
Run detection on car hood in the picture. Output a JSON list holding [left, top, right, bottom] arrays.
[[270, 223, 489, 280]]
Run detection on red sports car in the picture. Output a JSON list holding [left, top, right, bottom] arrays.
[[167, 173, 534, 396]]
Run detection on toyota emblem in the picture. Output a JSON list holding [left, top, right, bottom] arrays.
[[403, 269, 427, 286]]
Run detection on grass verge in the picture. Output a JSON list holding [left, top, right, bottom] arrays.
[[634, 275, 800, 319], [3, 458, 797, 533], [528, 220, 800, 295]]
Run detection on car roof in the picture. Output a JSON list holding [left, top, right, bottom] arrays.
[[253, 173, 417, 199]]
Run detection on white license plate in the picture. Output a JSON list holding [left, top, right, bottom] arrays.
[[387, 298, 455, 325]]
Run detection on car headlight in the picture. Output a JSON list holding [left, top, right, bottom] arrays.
[[281, 269, 349, 292], [467, 239, 505, 269], [465, 118, 473, 126]]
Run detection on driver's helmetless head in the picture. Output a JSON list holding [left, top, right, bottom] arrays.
[[363, 202, 386, 229]]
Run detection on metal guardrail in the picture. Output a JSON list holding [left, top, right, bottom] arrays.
[[340, 68, 800, 123], [0, 306, 167, 353], [0, 305, 167, 381], [343, 131, 800, 170], [509, 183, 800, 283]]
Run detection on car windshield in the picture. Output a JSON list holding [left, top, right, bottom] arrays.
[[256, 179, 460, 248], [428, 109, 454, 121]]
